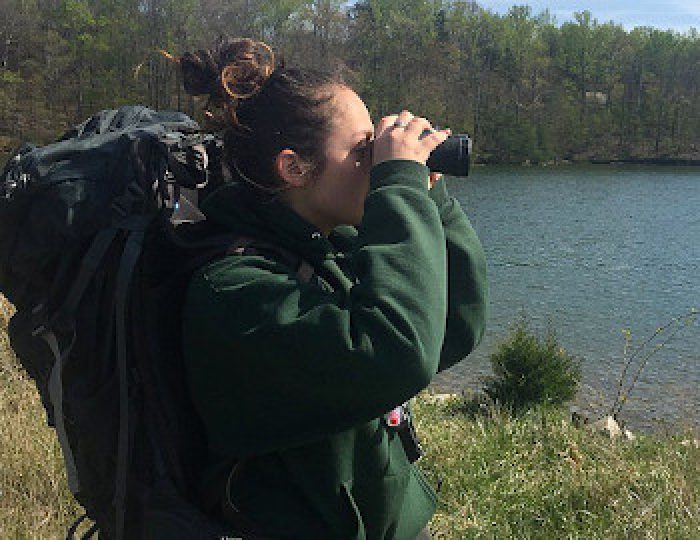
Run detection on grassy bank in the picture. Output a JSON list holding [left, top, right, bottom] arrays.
[[414, 396, 698, 538], [1, 299, 698, 538]]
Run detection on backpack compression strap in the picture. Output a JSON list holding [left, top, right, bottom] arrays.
[[34, 227, 121, 497], [61, 216, 148, 540], [113, 217, 150, 540]]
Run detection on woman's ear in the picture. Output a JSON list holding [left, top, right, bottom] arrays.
[[275, 149, 311, 188]]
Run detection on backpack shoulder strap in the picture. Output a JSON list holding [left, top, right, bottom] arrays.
[[226, 236, 315, 285]]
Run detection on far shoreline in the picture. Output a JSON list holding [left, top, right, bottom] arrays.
[[473, 157, 700, 168], [4, 150, 700, 171]]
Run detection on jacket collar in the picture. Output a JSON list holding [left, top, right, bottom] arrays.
[[200, 183, 336, 264]]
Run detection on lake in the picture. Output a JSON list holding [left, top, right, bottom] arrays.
[[434, 165, 700, 433]]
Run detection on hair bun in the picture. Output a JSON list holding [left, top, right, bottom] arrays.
[[177, 38, 275, 103]]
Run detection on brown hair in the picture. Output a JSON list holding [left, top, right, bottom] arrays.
[[170, 38, 345, 193]]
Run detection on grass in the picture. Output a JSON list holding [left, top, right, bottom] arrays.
[[1, 295, 698, 538], [0, 297, 82, 538], [414, 395, 699, 539]]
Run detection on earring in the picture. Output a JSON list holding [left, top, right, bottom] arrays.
[[354, 161, 361, 168]]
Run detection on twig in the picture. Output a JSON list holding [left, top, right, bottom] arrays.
[[613, 320, 686, 417], [611, 328, 633, 417], [609, 309, 697, 417]]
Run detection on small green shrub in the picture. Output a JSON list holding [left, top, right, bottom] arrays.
[[483, 318, 581, 413]]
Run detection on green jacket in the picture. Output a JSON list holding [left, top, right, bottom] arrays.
[[183, 160, 488, 539]]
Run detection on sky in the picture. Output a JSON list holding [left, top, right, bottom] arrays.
[[476, 1, 699, 32]]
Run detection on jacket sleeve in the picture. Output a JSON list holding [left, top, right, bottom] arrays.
[[183, 160, 448, 458], [428, 178, 489, 373]]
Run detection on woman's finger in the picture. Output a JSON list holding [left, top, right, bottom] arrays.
[[375, 114, 399, 138], [393, 110, 414, 128], [420, 129, 450, 153], [404, 116, 433, 138]]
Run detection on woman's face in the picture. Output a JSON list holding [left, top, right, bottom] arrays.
[[297, 85, 375, 234]]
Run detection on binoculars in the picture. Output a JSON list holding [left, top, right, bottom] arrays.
[[424, 131, 472, 177]]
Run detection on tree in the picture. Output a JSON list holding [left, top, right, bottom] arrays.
[[1, 0, 698, 163]]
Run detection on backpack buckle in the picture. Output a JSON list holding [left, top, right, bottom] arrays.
[[2, 169, 30, 200]]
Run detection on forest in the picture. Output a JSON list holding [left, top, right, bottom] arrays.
[[1, 0, 699, 164]]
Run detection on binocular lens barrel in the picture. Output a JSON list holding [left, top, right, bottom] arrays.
[[423, 132, 472, 177]]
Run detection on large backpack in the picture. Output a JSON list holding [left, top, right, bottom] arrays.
[[0, 106, 298, 539]]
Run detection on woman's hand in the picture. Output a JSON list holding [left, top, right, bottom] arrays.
[[372, 110, 450, 174]]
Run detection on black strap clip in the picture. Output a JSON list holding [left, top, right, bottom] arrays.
[[383, 402, 425, 463]]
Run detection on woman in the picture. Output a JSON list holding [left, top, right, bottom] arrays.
[[178, 38, 488, 539]]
